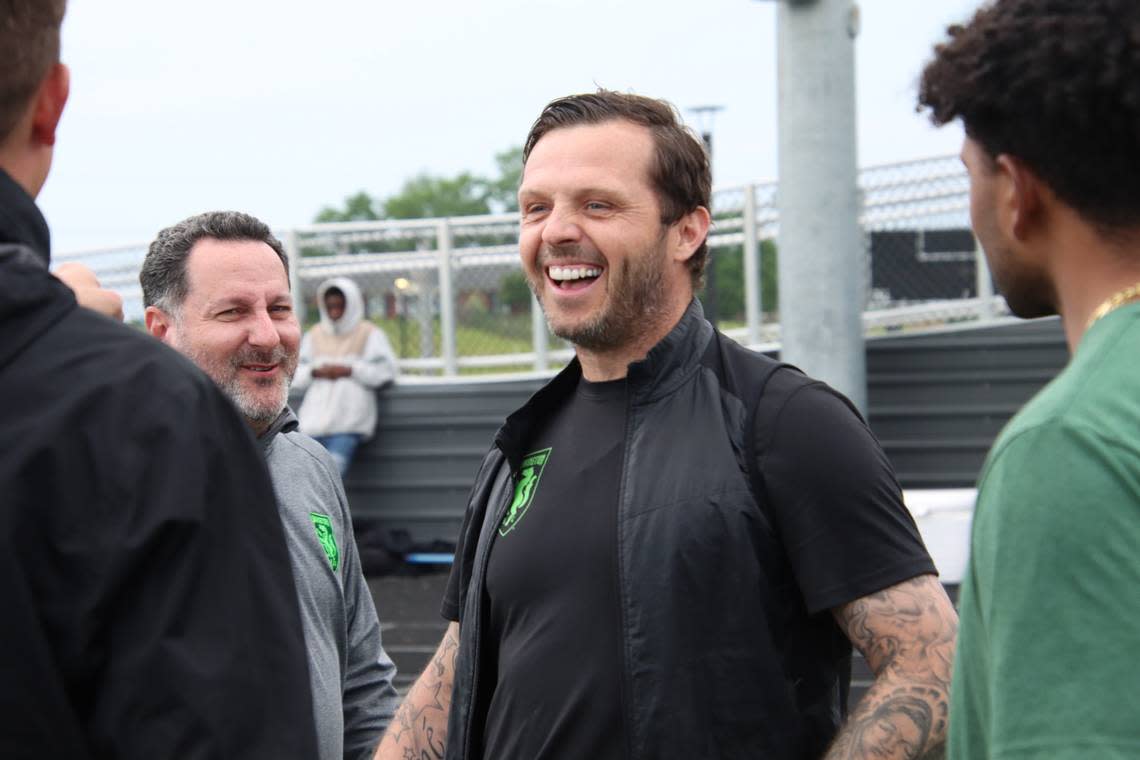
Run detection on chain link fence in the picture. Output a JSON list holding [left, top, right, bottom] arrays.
[[58, 155, 1001, 376]]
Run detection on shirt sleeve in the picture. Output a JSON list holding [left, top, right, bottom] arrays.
[[351, 326, 398, 389], [961, 422, 1140, 758], [440, 505, 473, 622], [757, 381, 936, 614], [293, 329, 315, 390], [338, 487, 401, 759]]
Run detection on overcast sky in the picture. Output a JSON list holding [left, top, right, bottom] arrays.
[[39, 0, 981, 253]]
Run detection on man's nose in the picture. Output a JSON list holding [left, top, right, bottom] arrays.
[[247, 310, 281, 349], [540, 207, 583, 248]]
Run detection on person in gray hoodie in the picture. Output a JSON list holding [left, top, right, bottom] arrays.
[[140, 210, 400, 760]]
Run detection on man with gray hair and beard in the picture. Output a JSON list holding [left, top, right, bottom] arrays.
[[140, 211, 400, 760]]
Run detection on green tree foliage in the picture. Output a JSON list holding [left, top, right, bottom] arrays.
[[500, 270, 532, 313], [486, 146, 524, 213], [315, 190, 381, 223], [312, 145, 524, 223], [382, 171, 491, 220], [701, 239, 779, 319]]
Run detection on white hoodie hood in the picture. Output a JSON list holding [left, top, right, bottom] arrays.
[[316, 277, 366, 336]]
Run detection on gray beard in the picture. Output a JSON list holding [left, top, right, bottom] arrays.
[[181, 343, 295, 431]]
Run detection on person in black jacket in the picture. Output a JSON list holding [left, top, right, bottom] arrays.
[[377, 91, 959, 760], [0, 1, 319, 757]]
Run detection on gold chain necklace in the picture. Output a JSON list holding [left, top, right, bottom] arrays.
[[1086, 281, 1140, 331]]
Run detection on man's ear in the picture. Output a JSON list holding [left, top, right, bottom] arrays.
[[995, 154, 1042, 241], [31, 63, 69, 148], [672, 205, 712, 264], [144, 306, 174, 342]]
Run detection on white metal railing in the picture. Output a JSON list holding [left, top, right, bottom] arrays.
[[59, 154, 998, 378]]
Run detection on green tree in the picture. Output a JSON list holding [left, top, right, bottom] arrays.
[[701, 238, 779, 320], [486, 146, 523, 213], [500, 271, 531, 313], [315, 190, 381, 223], [382, 172, 491, 220]]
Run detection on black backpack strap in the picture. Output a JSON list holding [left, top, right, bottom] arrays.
[[741, 364, 814, 511], [700, 331, 809, 511]]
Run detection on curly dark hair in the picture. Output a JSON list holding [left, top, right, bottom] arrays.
[[918, 0, 1140, 231], [523, 90, 712, 288]]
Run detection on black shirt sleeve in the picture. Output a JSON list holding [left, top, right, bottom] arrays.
[[757, 380, 936, 614], [441, 502, 474, 622]]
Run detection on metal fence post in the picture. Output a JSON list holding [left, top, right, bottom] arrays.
[[437, 219, 458, 376], [284, 228, 306, 323], [742, 184, 761, 346], [974, 240, 995, 321], [776, 0, 867, 412], [531, 294, 548, 371]]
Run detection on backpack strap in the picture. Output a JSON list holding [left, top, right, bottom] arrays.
[[700, 331, 810, 511]]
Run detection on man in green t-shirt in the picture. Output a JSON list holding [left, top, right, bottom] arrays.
[[918, 1, 1140, 757]]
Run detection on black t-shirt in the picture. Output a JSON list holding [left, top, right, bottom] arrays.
[[443, 361, 936, 757], [446, 376, 627, 759]]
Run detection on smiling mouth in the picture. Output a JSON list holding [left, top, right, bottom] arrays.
[[243, 364, 278, 373], [547, 264, 603, 291]]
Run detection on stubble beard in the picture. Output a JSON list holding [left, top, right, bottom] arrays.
[[183, 343, 298, 431], [528, 235, 672, 352]]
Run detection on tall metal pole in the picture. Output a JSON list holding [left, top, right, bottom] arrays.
[[742, 184, 762, 345], [436, 219, 457, 376], [284, 228, 306, 323], [776, 0, 866, 411]]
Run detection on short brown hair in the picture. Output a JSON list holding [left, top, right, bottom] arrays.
[[0, 0, 67, 143], [141, 211, 289, 315], [918, 0, 1140, 232], [523, 90, 712, 288]]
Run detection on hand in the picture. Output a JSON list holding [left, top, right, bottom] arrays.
[[313, 364, 353, 379], [54, 262, 124, 322]]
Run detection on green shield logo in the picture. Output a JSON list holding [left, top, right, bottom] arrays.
[[499, 448, 552, 537], [309, 513, 340, 571]]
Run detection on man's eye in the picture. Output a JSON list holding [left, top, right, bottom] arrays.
[[586, 202, 609, 211]]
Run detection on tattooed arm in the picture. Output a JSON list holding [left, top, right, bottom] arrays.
[[824, 574, 958, 760], [374, 622, 460, 760]]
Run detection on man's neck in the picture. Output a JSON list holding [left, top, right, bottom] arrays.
[[0, 147, 47, 200], [1049, 224, 1140, 351], [575, 295, 691, 382]]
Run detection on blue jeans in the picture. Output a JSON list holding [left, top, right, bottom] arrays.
[[314, 433, 362, 477]]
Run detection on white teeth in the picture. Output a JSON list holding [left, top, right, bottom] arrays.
[[549, 266, 601, 281]]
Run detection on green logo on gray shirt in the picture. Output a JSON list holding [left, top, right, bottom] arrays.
[[309, 513, 340, 571], [499, 448, 552, 537]]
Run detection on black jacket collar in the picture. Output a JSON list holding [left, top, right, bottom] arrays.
[[0, 168, 50, 265], [494, 299, 713, 473]]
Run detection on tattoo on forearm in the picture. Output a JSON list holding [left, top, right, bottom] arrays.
[[378, 626, 460, 760], [825, 575, 957, 760]]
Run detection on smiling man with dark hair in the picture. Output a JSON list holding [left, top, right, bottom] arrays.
[[378, 89, 958, 760]]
